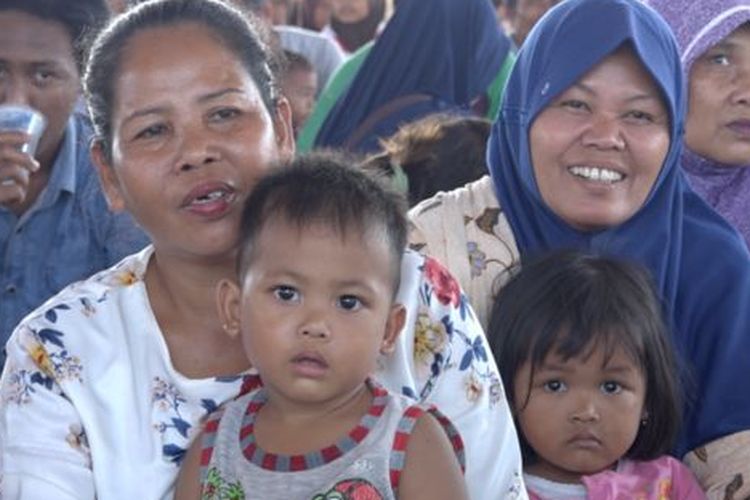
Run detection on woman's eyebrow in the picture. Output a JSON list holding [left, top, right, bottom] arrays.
[[197, 87, 245, 103]]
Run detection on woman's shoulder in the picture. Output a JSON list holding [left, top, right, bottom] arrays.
[[409, 175, 499, 223]]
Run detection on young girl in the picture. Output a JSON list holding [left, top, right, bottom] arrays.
[[488, 251, 705, 499], [175, 155, 468, 499]]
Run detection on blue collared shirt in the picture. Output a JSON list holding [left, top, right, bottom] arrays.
[[0, 113, 149, 366]]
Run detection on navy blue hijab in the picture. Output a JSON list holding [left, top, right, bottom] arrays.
[[489, 0, 750, 456], [315, 0, 511, 153]]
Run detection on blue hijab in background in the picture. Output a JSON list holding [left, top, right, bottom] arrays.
[[489, 0, 750, 456], [314, 0, 510, 153]]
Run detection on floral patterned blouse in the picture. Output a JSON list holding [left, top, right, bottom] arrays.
[[0, 245, 525, 500]]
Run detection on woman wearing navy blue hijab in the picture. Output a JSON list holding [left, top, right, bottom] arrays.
[[313, 0, 512, 153], [409, 0, 750, 494]]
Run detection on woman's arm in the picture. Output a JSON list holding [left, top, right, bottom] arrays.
[[1, 328, 94, 499], [684, 431, 750, 499], [398, 412, 468, 500]]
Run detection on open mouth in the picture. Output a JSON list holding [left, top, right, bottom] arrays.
[[568, 166, 625, 184]]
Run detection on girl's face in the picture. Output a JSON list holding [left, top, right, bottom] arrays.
[[93, 23, 293, 261], [685, 24, 750, 166], [513, 342, 646, 483], [529, 48, 670, 232]]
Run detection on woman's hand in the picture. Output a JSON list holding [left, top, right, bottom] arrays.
[[0, 130, 40, 206]]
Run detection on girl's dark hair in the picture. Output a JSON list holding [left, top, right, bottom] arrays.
[[83, 0, 280, 159], [488, 250, 682, 463], [237, 152, 408, 295], [0, 0, 110, 74]]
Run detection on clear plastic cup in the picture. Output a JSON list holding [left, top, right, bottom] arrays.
[[0, 104, 47, 187], [0, 104, 47, 157]]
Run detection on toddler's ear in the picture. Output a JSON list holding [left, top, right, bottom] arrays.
[[216, 279, 242, 338], [380, 304, 406, 355]]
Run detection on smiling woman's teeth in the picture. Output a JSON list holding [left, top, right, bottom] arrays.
[[569, 166, 624, 183], [194, 190, 226, 204]]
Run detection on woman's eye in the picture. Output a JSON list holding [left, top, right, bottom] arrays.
[[543, 380, 566, 393], [134, 123, 167, 140], [626, 110, 654, 123], [209, 107, 241, 122], [561, 99, 589, 112], [337, 295, 362, 311], [273, 285, 300, 303], [709, 53, 730, 66], [600, 381, 622, 394]]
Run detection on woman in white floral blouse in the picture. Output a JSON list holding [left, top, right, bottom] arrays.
[[0, 1, 524, 499]]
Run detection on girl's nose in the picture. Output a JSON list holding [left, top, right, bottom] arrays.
[[569, 396, 600, 423]]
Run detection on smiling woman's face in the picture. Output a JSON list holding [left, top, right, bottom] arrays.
[[529, 47, 670, 232], [685, 24, 750, 166]]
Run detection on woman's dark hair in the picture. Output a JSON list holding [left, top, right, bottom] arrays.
[[0, 0, 110, 74], [488, 250, 682, 463], [237, 152, 408, 295], [83, 0, 280, 159], [361, 114, 491, 207]]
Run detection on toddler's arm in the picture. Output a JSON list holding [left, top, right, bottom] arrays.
[[398, 412, 468, 500], [173, 430, 203, 500]]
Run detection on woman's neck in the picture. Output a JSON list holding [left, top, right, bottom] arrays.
[[145, 248, 250, 378]]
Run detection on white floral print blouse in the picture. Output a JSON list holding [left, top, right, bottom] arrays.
[[0, 245, 525, 500]]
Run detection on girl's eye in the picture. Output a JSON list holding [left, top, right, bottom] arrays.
[[337, 295, 362, 311], [273, 285, 300, 303], [600, 381, 622, 395], [543, 380, 566, 393], [134, 123, 167, 140]]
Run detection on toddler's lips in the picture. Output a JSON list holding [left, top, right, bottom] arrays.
[[291, 352, 329, 377]]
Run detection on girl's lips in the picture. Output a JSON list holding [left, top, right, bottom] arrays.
[[180, 181, 237, 219]]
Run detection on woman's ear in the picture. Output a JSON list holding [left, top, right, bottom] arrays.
[[380, 303, 406, 354], [217, 279, 242, 338], [91, 140, 126, 212], [273, 96, 296, 160]]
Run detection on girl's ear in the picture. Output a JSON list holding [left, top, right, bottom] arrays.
[[380, 304, 406, 354], [272, 96, 296, 160], [91, 140, 126, 212], [217, 279, 242, 338]]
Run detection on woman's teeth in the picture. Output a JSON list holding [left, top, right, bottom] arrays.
[[194, 190, 227, 204], [569, 166, 624, 183]]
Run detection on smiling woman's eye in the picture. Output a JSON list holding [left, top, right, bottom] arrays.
[[560, 99, 589, 112], [625, 109, 655, 123], [273, 285, 300, 303]]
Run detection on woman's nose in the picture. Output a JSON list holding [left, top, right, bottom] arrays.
[[581, 114, 626, 151], [175, 125, 220, 173], [731, 64, 750, 106]]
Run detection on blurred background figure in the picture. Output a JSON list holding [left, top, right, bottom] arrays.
[[232, 0, 344, 94], [297, 0, 332, 30], [499, 0, 559, 49], [362, 114, 491, 207], [322, 0, 386, 54], [281, 50, 318, 136]]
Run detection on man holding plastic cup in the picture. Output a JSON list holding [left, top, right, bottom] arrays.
[[0, 0, 148, 366]]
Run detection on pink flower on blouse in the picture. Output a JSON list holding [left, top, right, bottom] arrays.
[[423, 257, 461, 308]]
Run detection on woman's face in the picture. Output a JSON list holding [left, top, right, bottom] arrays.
[[685, 24, 750, 166], [331, 0, 370, 23], [94, 22, 293, 261], [529, 48, 670, 232]]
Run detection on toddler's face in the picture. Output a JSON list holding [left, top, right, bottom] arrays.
[[513, 342, 646, 483], [222, 220, 404, 407]]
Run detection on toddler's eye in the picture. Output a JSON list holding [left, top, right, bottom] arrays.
[[600, 381, 622, 394], [337, 295, 362, 311], [273, 285, 300, 303], [543, 380, 566, 393]]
